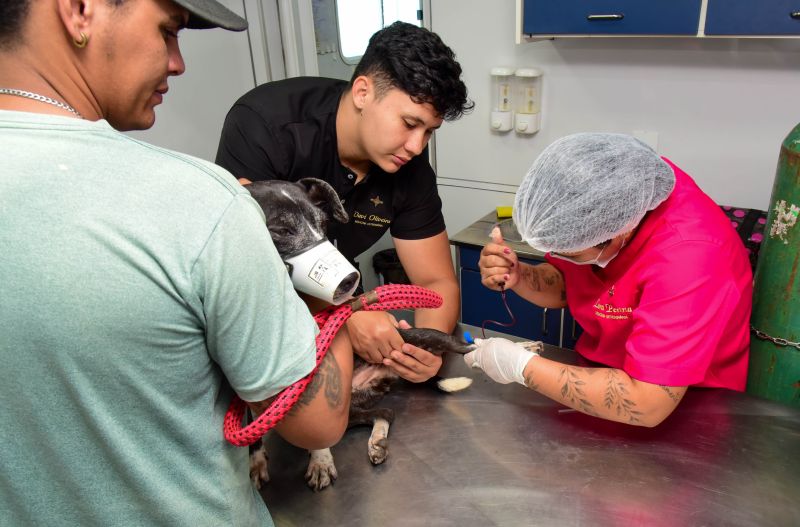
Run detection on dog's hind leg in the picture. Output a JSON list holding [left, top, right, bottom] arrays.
[[305, 448, 338, 491], [350, 407, 395, 465]]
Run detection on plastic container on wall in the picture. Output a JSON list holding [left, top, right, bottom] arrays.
[[490, 67, 514, 132], [514, 67, 542, 134]]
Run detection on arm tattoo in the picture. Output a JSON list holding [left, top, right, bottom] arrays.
[[521, 265, 542, 291], [558, 367, 598, 416], [522, 265, 565, 300], [543, 268, 566, 301], [603, 369, 643, 424], [659, 385, 681, 404], [291, 350, 343, 413], [542, 270, 559, 288]]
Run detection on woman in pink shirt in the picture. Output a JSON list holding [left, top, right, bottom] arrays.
[[468, 133, 751, 427]]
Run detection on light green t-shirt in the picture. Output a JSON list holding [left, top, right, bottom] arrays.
[[0, 111, 317, 526]]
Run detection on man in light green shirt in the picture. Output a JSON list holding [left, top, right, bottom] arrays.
[[0, 1, 352, 525]]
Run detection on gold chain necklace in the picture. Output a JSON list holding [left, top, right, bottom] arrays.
[[0, 88, 83, 118]]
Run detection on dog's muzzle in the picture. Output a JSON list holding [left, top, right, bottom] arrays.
[[283, 240, 360, 305]]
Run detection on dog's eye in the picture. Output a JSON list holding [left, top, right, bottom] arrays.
[[270, 226, 291, 237]]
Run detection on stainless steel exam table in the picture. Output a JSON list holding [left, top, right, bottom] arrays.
[[261, 325, 800, 527]]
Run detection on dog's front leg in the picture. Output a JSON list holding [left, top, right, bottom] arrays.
[[305, 448, 338, 491], [368, 416, 391, 464]]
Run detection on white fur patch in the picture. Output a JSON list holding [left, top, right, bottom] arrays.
[[437, 376, 473, 392]]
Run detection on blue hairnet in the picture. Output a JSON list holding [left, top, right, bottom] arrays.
[[513, 133, 675, 253]]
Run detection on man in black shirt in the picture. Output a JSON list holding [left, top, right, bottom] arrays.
[[216, 22, 473, 383]]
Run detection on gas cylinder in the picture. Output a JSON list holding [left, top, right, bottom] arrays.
[[747, 123, 800, 406]]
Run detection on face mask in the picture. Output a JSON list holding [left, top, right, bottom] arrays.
[[283, 240, 360, 304], [550, 237, 626, 268]]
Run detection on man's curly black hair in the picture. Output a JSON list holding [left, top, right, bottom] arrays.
[[351, 21, 473, 122]]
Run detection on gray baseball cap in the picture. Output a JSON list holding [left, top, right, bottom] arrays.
[[173, 0, 248, 31]]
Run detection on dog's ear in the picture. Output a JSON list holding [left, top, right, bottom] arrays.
[[298, 178, 349, 224]]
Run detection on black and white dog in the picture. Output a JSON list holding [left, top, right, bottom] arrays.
[[245, 178, 474, 491]]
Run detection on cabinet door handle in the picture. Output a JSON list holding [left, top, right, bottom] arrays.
[[587, 14, 624, 21], [792, 12, 800, 19], [541, 307, 549, 336]]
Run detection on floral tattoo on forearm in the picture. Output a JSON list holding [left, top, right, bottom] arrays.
[[603, 369, 643, 424], [558, 367, 599, 416]]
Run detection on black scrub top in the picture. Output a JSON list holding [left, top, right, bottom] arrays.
[[215, 76, 446, 263]]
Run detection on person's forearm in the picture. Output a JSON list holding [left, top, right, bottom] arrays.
[[521, 356, 684, 427], [265, 330, 353, 449], [511, 262, 567, 309], [413, 277, 459, 333]]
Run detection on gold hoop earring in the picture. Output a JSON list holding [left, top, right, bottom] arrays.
[[73, 32, 89, 49]]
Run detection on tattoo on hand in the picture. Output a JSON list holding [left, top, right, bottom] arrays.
[[603, 369, 643, 424], [558, 367, 598, 416], [291, 351, 342, 413]]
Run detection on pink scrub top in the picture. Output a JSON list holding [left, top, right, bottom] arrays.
[[546, 159, 752, 390]]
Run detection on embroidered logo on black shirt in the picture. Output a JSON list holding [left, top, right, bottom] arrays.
[[352, 210, 390, 228], [370, 195, 384, 207]]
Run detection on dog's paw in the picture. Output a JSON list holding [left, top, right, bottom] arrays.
[[305, 448, 338, 491], [249, 448, 269, 490], [368, 417, 391, 465], [368, 436, 389, 464]]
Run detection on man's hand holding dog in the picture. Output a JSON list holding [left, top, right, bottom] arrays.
[[346, 312, 442, 383]]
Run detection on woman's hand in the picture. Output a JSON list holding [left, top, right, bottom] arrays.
[[479, 227, 520, 291]]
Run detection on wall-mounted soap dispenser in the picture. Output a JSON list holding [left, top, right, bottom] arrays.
[[514, 68, 542, 134], [490, 67, 515, 132]]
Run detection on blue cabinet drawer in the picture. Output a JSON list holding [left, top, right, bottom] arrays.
[[460, 268, 561, 344], [562, 309, 584, 350], [705, 0, 800, 35], [523, 0, 702, 36]]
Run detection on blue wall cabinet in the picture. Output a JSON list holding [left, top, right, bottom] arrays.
[[519, 0, 800, 40], [522, 0, 703, 37], [705, 0, 800, 36]]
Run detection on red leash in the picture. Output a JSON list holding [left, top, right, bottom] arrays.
[[223, 284, 443, 447]]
